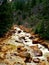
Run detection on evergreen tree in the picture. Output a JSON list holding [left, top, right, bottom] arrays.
[[31, 0, 36, 7], [0, 0, 13, 37], [45, 22, 49, 39], [35, 20, 45, 38]]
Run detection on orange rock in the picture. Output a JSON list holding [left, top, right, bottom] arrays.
[[30, 45, 43, 56], [20, 47, 27, 51], [38, 40, 44, 43], [30, 32, 35, 35], [30, 45, 38, 50], [24, 28, 30, 33], [1, 46, 8, 52], [41, 42, 48, 48], [34, 50, 43, 56], [40, 41, 49, 50], [0, 52, 5, 60], [33, 58, 40, 63], [17, 46, 27, 52], [47, 56, 49, 62], [48, 45, 49, 50], [38, 61, 46, 65], [19, 25, 25, 30], [19, 52, 30, 58], [33, 38, 40, 44]]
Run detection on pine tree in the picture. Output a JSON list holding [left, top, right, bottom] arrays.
[[0, 0, 13, 37], [35, 20, 45, 38], [31, 0, 36, 7], [45, 22, 49, 39]]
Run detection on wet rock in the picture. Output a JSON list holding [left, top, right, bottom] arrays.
[[33, 58, 40, 63], [34, 50, 43, 56], [38, 61, 46, 65], [18, 30, 21, 34], [29, 36, 33, 39], [47, 56, 49, 62], [33, 38, 40, 44], [20, 37, 26, 40]]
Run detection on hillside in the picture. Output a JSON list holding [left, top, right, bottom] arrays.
[[0, 25, 49, 65]]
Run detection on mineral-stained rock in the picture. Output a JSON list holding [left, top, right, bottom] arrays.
[[34, 50, 43, 56], [47, 57, 49, 62], [33, 58, 40, 63], [33, 38, 40, 44], [38, 61, 46, 65]]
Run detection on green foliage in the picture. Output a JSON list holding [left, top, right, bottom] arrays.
[[35, 20, 49, 39], [12, 0, 49, 39], [36, 0, 42, 4], [31, 0, 36, 7], [35, 20, 44, 33], [0, 0, 13, 37], [14, 0, 25, 11]]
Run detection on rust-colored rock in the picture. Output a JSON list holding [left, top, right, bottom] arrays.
[[33, 38, 40, 44], [38, 40, 44, 43], [19, 52, 30, 58], [41, 42, 49, 50], [38, 61, 46, 65], [29, 36, 33, 39], [47, 56, 49, 62], [17, 46, 27, 52], [34, 50, 43, 56], [33, 58, 40, 63], [30, 45, 38, 50]]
